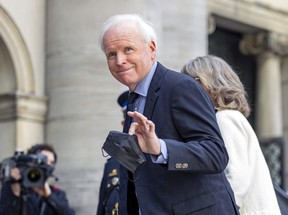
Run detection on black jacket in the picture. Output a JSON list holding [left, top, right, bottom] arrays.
[[0, 183, 75, 215], [96, 158, 120, 215]]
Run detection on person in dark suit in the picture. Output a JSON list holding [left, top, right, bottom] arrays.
[[97, 91, 128, 215], [99, 14, 240, 215]]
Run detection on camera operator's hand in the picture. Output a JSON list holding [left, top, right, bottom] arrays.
[[33, 182, 51, 198], [10, 167, 21, 197]]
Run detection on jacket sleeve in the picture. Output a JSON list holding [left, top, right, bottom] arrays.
[[45, 186, 75, 215], [166, 78, 229, 173], [0, 183, 22, 215]]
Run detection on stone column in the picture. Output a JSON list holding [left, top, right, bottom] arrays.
[[0, 93, 47, 151], [240, 32, 288, 139], [283, 57, 288, 134], [15, 93, 47, 149], [241, 32, 288, 187], [160, 0, 208, 70], [257, 51, 282, 138], [282, 55, 288, 186]]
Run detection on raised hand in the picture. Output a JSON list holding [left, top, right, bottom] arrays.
[[127, 111, 160, 156]]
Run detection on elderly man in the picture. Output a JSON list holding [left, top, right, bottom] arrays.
[[99, 14, 239, 215]]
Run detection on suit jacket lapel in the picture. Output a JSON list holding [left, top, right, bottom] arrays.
[[144, 63, 166, 119]]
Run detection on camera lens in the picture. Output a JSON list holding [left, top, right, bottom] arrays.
[[27, 168, 42, 182]]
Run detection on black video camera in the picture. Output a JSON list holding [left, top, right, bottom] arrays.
[[0, 150, 54, 188]]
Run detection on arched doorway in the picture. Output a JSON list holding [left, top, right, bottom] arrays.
[[0, 6, 47, 158]]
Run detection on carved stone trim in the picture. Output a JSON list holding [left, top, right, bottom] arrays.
[[240, 32, 288, 56], [0, 94, 16, 120], [0, 93, 47, 122], [0, 7, 35, 93]]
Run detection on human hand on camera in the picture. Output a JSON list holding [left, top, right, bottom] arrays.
[[33, 182, 51, 198], [10, 167, 21, 181], [128, 111, 161, 155], [10, 167, 21, 196]]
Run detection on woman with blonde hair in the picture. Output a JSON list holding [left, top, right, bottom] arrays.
[[181, 55, 281, 214]]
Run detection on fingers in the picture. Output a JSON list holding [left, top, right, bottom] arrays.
[[146, 120, 155, 132], [11, 183, 21, 196], [128, 122, 138, 135], [127, 111, 159, 155], [43, 182, 52, 197], [127, 112, 156, 138], [11, 168, 21, 180], [33, 182, 51, 198], [128, 111, 148, 126], [128, 111, 153, 133]]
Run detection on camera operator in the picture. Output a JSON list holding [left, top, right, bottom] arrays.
[[0, 143, 75, 215]]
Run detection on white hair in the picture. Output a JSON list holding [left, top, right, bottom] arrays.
[[99, 14, 157, 51]]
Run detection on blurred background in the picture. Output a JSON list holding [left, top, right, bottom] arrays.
[[0, 0, 288, 214]]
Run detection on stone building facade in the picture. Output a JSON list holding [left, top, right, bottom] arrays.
[[0, 0, 287, 214]]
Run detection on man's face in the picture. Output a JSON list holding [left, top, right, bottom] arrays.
[[40, 150, 55, 167], [103, 24, 156, 91]]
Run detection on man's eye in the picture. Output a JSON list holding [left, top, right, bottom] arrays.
[[107, 52, 116, 59], [124, 47, 133, 53]]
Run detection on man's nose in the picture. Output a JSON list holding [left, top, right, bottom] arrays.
[[116, 53, 127, 65]]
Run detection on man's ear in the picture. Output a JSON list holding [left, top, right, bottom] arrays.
[[149, 40, 157, 58]]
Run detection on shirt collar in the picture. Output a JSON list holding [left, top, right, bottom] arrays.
[[134, 61, 157, 97]]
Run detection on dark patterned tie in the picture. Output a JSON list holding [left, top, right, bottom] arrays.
[[121, 92, 140, 214], [123, 92, 139, 133]]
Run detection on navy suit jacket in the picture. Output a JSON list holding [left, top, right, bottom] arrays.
[[120, 63, 239, 215]]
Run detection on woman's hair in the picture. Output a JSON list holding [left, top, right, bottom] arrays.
[[181, 55, 251, 117], [27, 143, 58, 163], [98, 14, 157, 51]]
